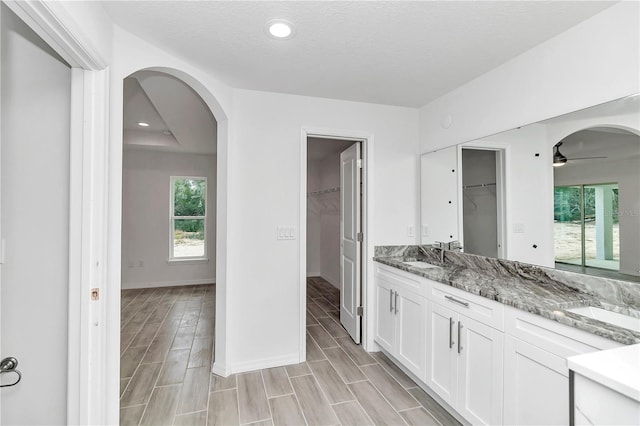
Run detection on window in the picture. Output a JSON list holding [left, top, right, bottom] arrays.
[[170, 176, 207, 260]]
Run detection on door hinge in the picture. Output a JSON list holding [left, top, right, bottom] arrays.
[[357, 159, 363, 169], [356, 232, 363, 242], [356, 306, 364, 316]]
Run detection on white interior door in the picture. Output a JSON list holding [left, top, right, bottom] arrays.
[[1, 6, 72, 423], [340, 142, 362, 343]]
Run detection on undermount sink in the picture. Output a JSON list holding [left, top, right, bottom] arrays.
[[566, 307, 640, 332], [403, 261, 440, 269]]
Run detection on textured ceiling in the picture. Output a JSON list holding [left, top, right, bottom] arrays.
[[102, 1, 615, 107]]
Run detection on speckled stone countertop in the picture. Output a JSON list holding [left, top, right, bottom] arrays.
[[374, 245, 640, 345]]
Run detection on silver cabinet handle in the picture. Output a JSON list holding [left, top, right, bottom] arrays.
[[449, 317, 454, 348], [458, 322, 463, 354], [389, 289, 393, 312], [394, 291, 399, 314], [445, 295, 469, 308]]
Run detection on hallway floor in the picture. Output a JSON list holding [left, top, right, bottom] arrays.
[[120, 278, 460, 425]]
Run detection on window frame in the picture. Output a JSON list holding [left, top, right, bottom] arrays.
[[169, 176, 208, 262]]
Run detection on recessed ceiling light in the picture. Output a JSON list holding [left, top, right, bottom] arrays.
[[137, 121, 149, 127], [267, 20, 294, 39]]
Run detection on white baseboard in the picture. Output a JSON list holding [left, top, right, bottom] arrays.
[[228, 353, 301, 375], [211, 361, 230, 378], [121, 278, 216, 290], [306, 271, 321, 277], [321, 274, 340, 289]]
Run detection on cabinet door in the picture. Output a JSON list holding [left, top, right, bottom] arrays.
[[395, 289, 427, 381], [457, 316, 504, 425], [375, 278, 395, 353], [427, 302, 457, 405], [503, 336, 568, 425]]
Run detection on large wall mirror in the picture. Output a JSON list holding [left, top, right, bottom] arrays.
[[421, 94, 640, 282]]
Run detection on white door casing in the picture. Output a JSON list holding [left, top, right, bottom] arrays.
[[340, 143, 362, 344]]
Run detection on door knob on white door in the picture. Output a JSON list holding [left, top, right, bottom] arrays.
[[0, 356, 22, 388]]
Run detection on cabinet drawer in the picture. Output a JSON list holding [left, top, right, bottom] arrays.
[[376, 264, 430, 298], [504, 306, 621, 358], [430, 282, 504, 331]]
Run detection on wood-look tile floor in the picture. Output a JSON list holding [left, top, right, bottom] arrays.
[[120, 278, 461, 426]]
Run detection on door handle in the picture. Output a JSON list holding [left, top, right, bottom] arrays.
[[394, 291, 398, 314], [449, 317, 454, 348], [458, 322, 463, 354], [389, 289, 393, 312], [0, 357, 22, 388]]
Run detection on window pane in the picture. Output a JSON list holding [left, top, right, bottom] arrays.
[[584, 184, 619, 271], [174, 178, 206, 216], [554, 186, 582, 265], [173, 219, 205, 257]]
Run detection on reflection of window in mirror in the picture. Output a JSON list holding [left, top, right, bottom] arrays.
[[553, 127, 639, 280]]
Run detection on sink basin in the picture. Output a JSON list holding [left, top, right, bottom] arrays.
[[403, 261, 439, 269], [566, 307, 640, 332]]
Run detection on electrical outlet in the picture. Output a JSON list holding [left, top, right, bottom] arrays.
[[513, 223, 525, 233], [407, 225, 415, 237], [138, 260, 144, 267]]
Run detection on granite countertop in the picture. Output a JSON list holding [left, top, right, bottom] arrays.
[[373, 248, 640, 346]]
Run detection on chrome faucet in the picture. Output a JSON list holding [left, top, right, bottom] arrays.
[[429, 240, 463, 263]]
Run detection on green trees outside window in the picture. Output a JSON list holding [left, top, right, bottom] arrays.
[[171, 177, 206, 258]]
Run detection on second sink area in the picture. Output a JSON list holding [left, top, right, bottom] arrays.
[[566, 306, 640, 333]]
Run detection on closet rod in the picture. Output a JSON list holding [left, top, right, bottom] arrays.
[[462, 182, 496, 190], [308, 186, 340, 196]]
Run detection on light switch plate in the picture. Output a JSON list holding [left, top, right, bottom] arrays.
[[513, 223, 525, 233], [277, 226, 296, 240], [422, 225, 429, 237], [407, 225, 415, 237]]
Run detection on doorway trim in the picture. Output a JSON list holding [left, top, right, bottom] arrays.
[[2, 2, 109, 424], [300, 127, 375, 359]]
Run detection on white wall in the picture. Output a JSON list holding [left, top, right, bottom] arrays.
[[121, 149, 216, 288], [228, 88, 419, 371], [1, 6, 71, 424], [419, 1, 639, 151]]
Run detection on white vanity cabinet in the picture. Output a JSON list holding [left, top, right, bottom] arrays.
[[374, 264, 428, 381], [503, 306, 622, 426], [427, 282, 504, 425]]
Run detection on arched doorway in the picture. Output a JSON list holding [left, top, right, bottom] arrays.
[[112, 66, 230, 423], [553, 126, 640, 279]]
